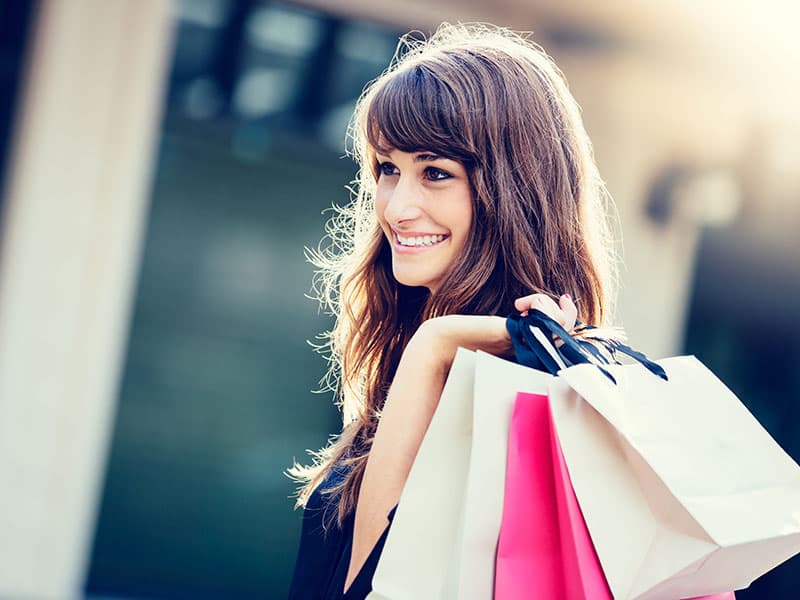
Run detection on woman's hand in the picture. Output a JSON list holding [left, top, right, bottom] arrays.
[[514, 293, 578, 331]]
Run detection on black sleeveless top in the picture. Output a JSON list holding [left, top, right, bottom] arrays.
[[287, 465, 398, 600]]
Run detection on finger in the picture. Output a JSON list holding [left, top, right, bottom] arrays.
[[514, 294, 536, 313], [558, 294, 578, 331], [532, 294, 562, 322], [516, 294, 570, 329], [514, 293, 555, 314]]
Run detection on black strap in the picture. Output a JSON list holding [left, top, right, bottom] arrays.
[[505, 316, 563, 374], [506, 309, 668, 383], [506, 310, 617, 383], [593, 336, 667, 380]]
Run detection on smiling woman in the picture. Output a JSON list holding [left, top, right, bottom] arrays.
[[374, 150, 473, 292], [286, 22, 612, 599]]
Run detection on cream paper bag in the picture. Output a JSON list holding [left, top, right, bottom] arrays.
[[549, 355, 800, 600], [368, 349, 552, 600]]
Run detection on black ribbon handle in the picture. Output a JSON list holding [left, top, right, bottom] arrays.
[[505, 309, 667, 384]]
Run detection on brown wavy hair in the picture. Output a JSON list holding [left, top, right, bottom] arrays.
[[288, 22, 618, 527]]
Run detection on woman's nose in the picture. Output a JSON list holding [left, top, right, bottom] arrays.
[[383, 176, 423, 225]]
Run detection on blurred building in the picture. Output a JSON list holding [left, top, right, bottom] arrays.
[[0, 0, 797, 598]]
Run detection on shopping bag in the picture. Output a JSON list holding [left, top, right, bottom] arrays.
[[495, 391, 612, 600], [508, 309, 800, 599], [367, 349, 553, 600], [456, 351, 558, 598], [550, 358, 800, 599]]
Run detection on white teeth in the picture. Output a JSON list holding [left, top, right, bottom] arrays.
[[397, 234, 446, 247]]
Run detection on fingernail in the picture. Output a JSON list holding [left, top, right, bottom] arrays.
[[565, 293, 572, 300]]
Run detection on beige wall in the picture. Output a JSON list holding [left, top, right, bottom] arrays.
[[0, 1, 172, 597]]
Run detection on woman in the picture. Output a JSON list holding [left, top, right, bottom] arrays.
[[287, 22, 615, 599]]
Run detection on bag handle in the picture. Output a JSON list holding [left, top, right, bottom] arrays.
[[573, 321, 668, 381], [506, 310, 667, 382]]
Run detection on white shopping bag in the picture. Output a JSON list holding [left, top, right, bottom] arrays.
[[549, 355, 800, 600], [368, 349, 552, 600]]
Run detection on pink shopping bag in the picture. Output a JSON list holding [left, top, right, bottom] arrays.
[[495, 392, 611, 600], [495, 392, 734, 600]]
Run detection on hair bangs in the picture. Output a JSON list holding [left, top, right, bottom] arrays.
[[366, 65, 474, 163]]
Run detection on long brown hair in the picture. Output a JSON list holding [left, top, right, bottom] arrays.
[[288, 22, 618, 526]]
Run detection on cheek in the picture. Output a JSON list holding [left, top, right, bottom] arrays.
[[449, 195, 474, 241], [374, 187, 389, 223]]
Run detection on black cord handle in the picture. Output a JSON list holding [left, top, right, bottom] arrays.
[[506, 310, 668, 383]]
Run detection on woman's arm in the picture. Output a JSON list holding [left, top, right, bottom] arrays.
[[343, 320, 452, 592], [344, 295, 576, 592], [344, 315, 509, 591]]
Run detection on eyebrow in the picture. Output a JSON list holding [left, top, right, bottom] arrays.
[[375, 151, 446, 163]]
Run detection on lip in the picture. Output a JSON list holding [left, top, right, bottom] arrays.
[[391, 230, 450, 254]]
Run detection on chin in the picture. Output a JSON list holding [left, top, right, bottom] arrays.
[[391, 268, 439, 291]]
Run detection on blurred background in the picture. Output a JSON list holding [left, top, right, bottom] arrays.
[[0, 0, 797, 598]]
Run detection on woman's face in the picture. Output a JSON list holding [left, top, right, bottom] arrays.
[[374, 148, 473, 294]]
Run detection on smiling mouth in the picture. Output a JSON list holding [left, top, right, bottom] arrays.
[[395, 232, 449, 248]]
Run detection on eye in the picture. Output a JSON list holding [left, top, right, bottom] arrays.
[[424, 167, 453, 181], [377, 161, 398, 177]]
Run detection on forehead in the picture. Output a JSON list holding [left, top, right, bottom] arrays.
[[365, 69, 466, 157]]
